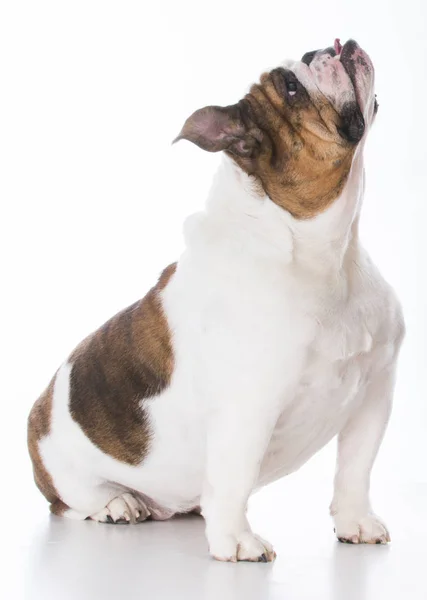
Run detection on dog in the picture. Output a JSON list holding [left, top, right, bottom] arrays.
[[28, 38, 404, 562]]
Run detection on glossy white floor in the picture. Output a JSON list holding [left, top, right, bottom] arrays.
[[6, 476, 427, 600]]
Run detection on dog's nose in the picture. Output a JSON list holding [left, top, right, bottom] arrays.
[[301, 50, 318, 66], [301, 47, 336, 66]]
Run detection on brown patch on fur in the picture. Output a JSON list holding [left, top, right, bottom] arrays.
[[27, 379, 62, 505], [68, 263, 177, 465], [233, 71, 356, 218], [177, 67, 359, 219], [50, 499, 69, 516]]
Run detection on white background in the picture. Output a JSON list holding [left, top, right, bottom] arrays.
[[1, 1, 426, 599]]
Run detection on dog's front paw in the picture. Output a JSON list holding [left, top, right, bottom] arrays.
[[237, 532, 276, 562], [334, 512, 390, 545], [209, 531, 276, 563]]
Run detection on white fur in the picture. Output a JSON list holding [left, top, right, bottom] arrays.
[[39, 51, 404, 561]]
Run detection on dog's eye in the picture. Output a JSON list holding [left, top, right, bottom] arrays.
[[287, 81, 298, 96]]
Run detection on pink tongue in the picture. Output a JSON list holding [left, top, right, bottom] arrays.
[[334, 38, 342, 55]]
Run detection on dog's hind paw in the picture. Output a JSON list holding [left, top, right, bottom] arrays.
[[90, 493, 151, 524]]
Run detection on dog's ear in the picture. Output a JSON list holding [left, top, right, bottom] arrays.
[[174, 104, 262, 158]]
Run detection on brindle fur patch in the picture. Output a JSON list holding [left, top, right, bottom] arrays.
[[178, 66, 359, 219], [68, 263, 177, 465], [231, 71, 356, 218], [27, 379, 63, 507]]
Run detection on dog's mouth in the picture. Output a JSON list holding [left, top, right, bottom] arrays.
[[302, 38, 359, 78], [302, 38, 374, 90], [301, 39, 373, 143]]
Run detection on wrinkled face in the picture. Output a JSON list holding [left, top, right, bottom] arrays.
[[176, 39, 377, 219]]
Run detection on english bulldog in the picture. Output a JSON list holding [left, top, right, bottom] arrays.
[[28, 39, 404, 562]]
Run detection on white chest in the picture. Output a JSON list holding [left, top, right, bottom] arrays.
[[258, 317, 376, 485]]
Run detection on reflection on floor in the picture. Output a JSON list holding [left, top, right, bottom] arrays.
[[6, 480, 427, 600]]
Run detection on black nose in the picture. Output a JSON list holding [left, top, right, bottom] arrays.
[[301, 50, 318, 66], [301, 47, 336, 66]]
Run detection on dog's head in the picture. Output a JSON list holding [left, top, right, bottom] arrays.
[[175, 39, 377, 219]]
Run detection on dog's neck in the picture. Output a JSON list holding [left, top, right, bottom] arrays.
[[185, 154, 365, 275]]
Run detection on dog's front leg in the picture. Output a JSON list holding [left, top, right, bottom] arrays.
[[201, 399, 280, 563], [330, 366, 397, 544]]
